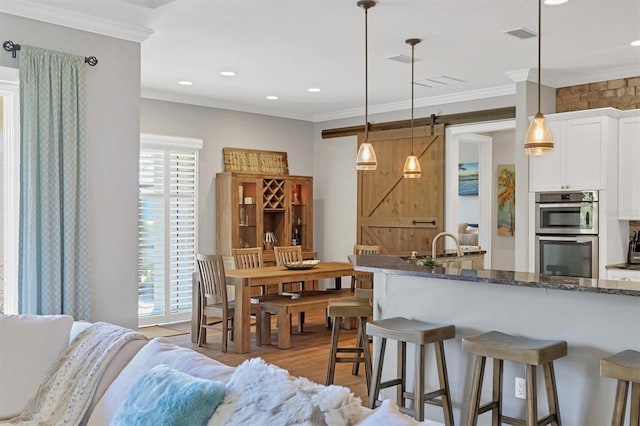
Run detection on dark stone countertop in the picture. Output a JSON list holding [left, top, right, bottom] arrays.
[[399, 249, 486, 259], [350, 255, 640, 297]]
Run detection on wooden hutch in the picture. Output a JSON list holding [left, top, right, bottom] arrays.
[[215, 148, 314, 264]]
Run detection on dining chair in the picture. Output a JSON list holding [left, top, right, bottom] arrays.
[[273, 245, 314, 328], [351, 244, 380, 290], [233, 246, 264, 269], [196, 253, 261, 352], [232, 247, 268, 295], [273, 245, 304, 293]]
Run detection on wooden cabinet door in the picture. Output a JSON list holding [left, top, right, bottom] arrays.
[[357, 125, 444, 255]]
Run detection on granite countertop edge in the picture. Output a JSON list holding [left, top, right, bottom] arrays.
[[606, 263, 640, 271], [350, 255, 640, 297]]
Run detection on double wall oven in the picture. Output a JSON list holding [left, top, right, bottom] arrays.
[[535, 191, 599, 278]]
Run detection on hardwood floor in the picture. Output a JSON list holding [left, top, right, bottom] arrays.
[[164, 311, 369, 405]]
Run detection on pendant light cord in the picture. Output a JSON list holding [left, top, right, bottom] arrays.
[[537, 0, 542, 113], [364, 6, 369, 142], [410, 42, 415, 155]]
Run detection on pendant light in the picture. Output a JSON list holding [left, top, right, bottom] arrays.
[[355, 0, 377, 171], [524, 0, 554, 155], [403, 38, 422, 179]]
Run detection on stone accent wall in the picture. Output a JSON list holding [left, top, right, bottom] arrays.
[[556, 76, 640, 113]]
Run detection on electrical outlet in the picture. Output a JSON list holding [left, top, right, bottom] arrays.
[[515, 377, 526, 399]]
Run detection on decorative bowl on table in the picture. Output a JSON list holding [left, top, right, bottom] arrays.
[[283, 259, 320, 270]]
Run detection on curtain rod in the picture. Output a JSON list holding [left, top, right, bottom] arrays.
[[2, 40, 98, 66]]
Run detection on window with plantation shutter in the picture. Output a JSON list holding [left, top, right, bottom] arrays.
[[138, 134, 203, 326]]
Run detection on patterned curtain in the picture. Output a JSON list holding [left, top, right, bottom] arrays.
[[18, 46, 90, 320]]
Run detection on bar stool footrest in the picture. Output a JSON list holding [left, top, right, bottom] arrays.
[[496, 414, 556, 426], [378, 378, 403, 390], [499, 415, 526, 425], [536, 414, 556, 426], [335, 357, 367, 363], [478, 401, 499, 415], [336, 348, 365, 353], [402, 389, 446, 404]]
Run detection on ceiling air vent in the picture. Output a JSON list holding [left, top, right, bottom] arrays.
[[414, 75, 466, 88], [503, 27, 537, 39]]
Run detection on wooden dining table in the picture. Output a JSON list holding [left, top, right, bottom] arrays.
[[191, 261, 356, 354]]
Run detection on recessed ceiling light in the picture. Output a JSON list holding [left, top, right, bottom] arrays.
[[178, 80, 193, 86], [631, 40, 640, 47], [544, 0, 568, 5], [265, 95, 279, 100], [307, 88, 322, 93], [220, 71, 236, 77]]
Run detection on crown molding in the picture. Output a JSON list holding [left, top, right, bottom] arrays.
[[313, 84, 515, 123], [0, 0, 154, 43], [143, 85, 515, 124], [506, 68, 535, 83], [506, 64, 640, 88], [140, 88, 313, 122], [549, 64, 640, 88]]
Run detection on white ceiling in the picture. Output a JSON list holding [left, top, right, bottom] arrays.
[[4, 0, 640, 121]]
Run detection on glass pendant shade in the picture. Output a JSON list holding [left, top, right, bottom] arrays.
[[403, 154, 421, 178], [355, 0, 377, 171], [524, 0, 554, 156], [403, 38, 421, 179], [524, 112, 554, 156], [356, 141, 377, 170]]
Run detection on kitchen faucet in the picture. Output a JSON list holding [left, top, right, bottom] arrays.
[[431, 232, 464, 262]]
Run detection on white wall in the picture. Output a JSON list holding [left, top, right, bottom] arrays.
[[139, 98, 315, 254], [490, 129, 516, 270], [0, 13, 141, 329], [0, 95, 4, 309]]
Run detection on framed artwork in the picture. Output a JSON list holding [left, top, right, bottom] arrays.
[[497, 164, 515, 236], [458, 162, 479, 196]]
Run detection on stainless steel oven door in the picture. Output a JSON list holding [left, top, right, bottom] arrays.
[[535, 202, 598, 235], [535, 235, 598, 278]]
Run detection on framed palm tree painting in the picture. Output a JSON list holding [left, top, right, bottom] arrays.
[[497, 164, 515, 236]]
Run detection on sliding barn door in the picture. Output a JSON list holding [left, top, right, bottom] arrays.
[[357, 124, 445, 255]]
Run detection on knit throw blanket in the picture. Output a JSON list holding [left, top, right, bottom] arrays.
[[4, 322, 145, 426], [209, 358, 363, 426]]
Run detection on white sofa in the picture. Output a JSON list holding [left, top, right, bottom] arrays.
[[0, 316, 437, 426]]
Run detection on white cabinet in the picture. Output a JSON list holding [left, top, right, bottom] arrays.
[[606, 268, 640, 283], [529, 111, 617, 192], [618, 112, 640, 219]]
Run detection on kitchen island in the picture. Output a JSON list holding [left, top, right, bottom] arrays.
[[351, 255, 640, 425]]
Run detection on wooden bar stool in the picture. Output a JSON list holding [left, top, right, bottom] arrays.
[[366, 317, 455, 424], [600, 349, 640, 426], [325, 290, 373, 388], [462, 331, 567, 426]]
